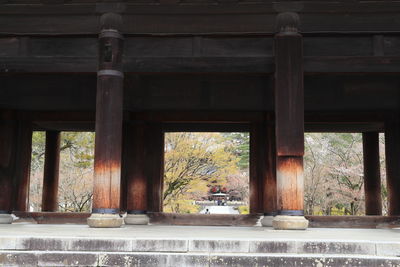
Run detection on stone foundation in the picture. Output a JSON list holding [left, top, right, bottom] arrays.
[[272, 215, 309, 230], [124, 214, 149, 225], [87, 213, 123, 228], [0, 214, 13, 224], [260, 216, 274, 227]]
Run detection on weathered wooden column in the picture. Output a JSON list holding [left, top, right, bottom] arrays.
[[362, 132, 382, 215], [0, 114, 32, 222], [272, 12, 308, 230], [146, 123, 164, 212], [249, 121, 263, 214], [385, 117, 400, 216], [13, 119, 33, 212], [124, 121, 149, 225], [41, 131, 61, 212], [0, 113, 18, 223], [87, 13, 124, 228], [261, 116, 277, 227]]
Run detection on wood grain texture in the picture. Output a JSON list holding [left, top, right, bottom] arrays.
[[385, 117, 400, 216], [92, 75, 124, 211], [145, 123, 164, 212], [275, 32, 304, 156], [41, 131, 61, 212], [92, 23, 124, 213], [13, 119, 32, 212], [1, 2, 400, 34], [124, 122, 148, 212], [263, 119, 277, 214], [276, 156, 304, 211], [362, 132, 382, 216], [0, 116, 18, 213], [249, 122, 262, 213]]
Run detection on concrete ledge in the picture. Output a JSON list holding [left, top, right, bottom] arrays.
[[1, 251, 400, 267], [189, 240, 249, 253], [132, 239, 188, 252], [69, 238, 132, 252], [297, 240, 376, 255], [0, 236, 398, 256]]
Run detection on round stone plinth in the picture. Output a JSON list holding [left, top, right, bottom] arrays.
[[124, 214, 149, 225], [87, 213, 123, 228], [261, 215, 274, 227], [0, 214, 13, 224], [272, 215, 309, 230]]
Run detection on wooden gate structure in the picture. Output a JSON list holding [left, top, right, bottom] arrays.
[[0, 0, 400, 228]]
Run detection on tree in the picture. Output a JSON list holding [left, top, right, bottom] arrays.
[[304, 133, 366, 215], [163, 132, 239, 213], [29, 131, 95, 212], [223, 132, 250, 170]]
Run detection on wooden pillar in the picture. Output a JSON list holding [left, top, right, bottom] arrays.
[[362, 132, 382, 215], [125, 122, 148, 214], [89, 13, 124, 227], [0, 113, 18, 219], [249, 122, 263, 213], [13, 120, 32, 212], [385, 118, 400, 215], [41, 131, 61, 212], [146, 123, 164, 212], [0, 113, 32, 222], [273, 12, 307, 229], [263, 117, 277, 216]]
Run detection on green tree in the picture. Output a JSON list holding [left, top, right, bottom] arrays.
[[29, 131, 95, 212], [222, 132, 250, 170], [163, 132, 239, 213]]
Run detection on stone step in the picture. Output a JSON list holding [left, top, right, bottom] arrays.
[[1, 251, 400, 267], [1, 237, 399, 257]]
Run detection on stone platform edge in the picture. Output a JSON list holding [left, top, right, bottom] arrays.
[[1, 237, 400, 257], [1, 251, 400, 267]]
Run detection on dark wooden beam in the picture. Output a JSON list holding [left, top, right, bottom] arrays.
[[13, 120, 33, 211], [132, 111, 265, 123], [274, 13, 305, 216], [249, 121, 262, 214], [0, 73, 399, 112], [163, 123, 250, 133], [263, 119, 277, 215], [1, 34, 400, 74], [0, 112, 32, 213], [385, 117, 400, 216], [0, 113, 18, 214], [362, 132, 382, 215], [305, 123, 384, 133], [146, 123, 164, 212], [124, 122, 148, 214], [91, 14, 124, 216], [3, 56, 400, 74], [41, 131, 61, 212], [1, 1, 400, 35], [305, 56, 400, 73]]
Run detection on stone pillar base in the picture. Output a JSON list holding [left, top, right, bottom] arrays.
[[272, 215, 309, 230], [124, 214, 149, 225], [261, 215, 274, 227], [87, 213, 123, 228], [0, 214, 13, 224]]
